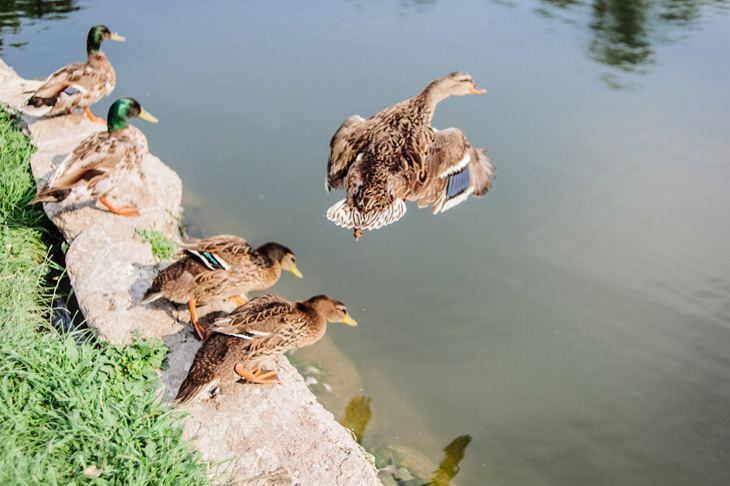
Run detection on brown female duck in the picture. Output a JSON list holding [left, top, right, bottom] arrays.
[[140, 235, 303, 338], [175, 294, 357, 405], [29, 97, 158, 216], [326, 71, 496, 240], [26, 25, 125, 123]]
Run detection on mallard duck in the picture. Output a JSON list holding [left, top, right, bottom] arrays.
[[174, 294, 357, 405], [326, 71, 496, 240], [26, 25, 125, 123], [140, 235, 303, 338], [29, 97, 158, 215]]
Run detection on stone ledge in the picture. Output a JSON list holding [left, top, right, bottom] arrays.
[[0, 59, 381, 485]]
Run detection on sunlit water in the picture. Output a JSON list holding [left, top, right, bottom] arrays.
[[3, 1, 730, 484]]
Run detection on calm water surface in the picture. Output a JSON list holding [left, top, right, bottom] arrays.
[[4, 1, 730, 484]]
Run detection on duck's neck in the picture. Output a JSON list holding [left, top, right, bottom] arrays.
[[107, 115, 129, 133], [414, 80, 451, 119], [87, 49, 110, 69]]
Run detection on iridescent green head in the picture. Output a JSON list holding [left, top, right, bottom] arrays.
[[86, 25, 125, 53], [106, 97, 159, 132]]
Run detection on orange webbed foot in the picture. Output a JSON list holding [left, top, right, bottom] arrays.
[[234, 363, 281, 384], [192, 319, 209, 341], [85, 107, 106, 124], [99, 197, 139, 216], [188, 299, 210, 340]]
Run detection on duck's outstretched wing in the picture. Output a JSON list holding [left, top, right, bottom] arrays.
[[411, 128, 496, 214], [326, 115, 371, 191]]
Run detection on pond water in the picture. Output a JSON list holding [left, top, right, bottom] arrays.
[[3, 1, 730, 484]]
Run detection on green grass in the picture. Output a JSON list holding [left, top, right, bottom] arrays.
[[135, 227, 177, 260], [0, 106, 213, 485]]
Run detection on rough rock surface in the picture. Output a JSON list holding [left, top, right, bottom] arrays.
[[0, 59, 380, 485]]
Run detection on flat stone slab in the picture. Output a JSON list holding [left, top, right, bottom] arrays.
[[1, 59, 380, 485]]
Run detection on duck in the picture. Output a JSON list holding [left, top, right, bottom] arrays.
[[326, 71, 496, 240], [26, 25, 125, 123], [29, 97, 158, 216], [140, 235, 303, 339], [30, 97, 157, 215], [175, 294, 357, 405]]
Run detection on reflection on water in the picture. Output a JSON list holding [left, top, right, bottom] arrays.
[[0, 0, 81, 52], [378, 434, 473, 486], [426, 435, 473, 486], [398, 0, 439, 13], [343, 394, 472, 486], [536, 0, 728, 87], [341, 395, 372, 444]]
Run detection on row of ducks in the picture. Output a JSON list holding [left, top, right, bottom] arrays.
[[24, 25, 497, 403], [138, 234, 356, 405]]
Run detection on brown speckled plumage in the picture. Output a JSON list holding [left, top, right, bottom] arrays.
[[326, 71, 496, 239], [141, 236, 300, 308], [175, 294, 356, 404], [29, 98, 155, 213], [26, 25, 123, 117]]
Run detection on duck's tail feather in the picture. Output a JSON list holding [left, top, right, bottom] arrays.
[[139, 291, 164, 306], [327, 198, 407, 231], [175, 379, 219, 406], [29, 188, 71, 205]]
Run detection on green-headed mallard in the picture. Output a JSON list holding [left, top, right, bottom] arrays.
[[140, 235, 303, 338], [26, 25, 125, 123], [29, 97, 158, 215], [174, 294, 357, 405], [326, 71, 496, 240]]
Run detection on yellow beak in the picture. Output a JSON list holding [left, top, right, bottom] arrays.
[[289, 264, 303, 279], [469, 86, 487, 94], [341, 314, 358, 327], [110, 33, 126, 42], [138, 108, 159, 124]]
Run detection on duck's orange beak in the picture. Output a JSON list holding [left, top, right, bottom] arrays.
[[469, 86, 487, 94]]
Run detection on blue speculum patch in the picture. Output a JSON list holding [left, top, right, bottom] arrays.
[[187, 249, 225, 270], [201, 251, 222, 268], [62, 86, 81, 96], [446, 169, 470, 200]]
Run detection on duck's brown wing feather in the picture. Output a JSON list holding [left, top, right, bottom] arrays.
[[29, 62, 92, 99], [141, 257, 209, 302], [327, 115, 371, 191], [28, 61, 112, 114], [175, 333, 237, 405], [411, 128, 495, 214], [179, 235, 252, 259], [208, 294, 293, 335], [31, 132, 129, 201]]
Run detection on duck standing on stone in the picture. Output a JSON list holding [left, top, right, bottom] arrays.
[[30, 97, 158, 216], [326, 71, 496, 240], [140, 235, 303, 339], [175, 294, 357, 405], [26, 25, 125, 123]]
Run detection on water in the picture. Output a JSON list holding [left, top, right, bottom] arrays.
[[3, 1, 730, 484]]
